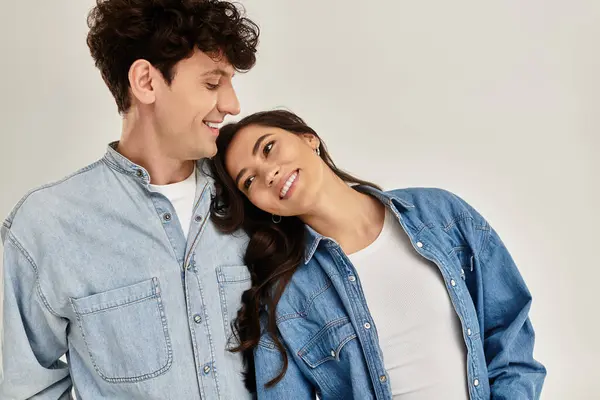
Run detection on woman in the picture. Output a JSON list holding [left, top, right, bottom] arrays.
[[210, 110, 546, 400]]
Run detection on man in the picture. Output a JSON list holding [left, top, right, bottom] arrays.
[[1, 0, 259, 398]]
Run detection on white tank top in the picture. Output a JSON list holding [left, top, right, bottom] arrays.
[[348, 209, 469, 399]]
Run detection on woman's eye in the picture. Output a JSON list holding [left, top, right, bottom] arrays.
[[206, 83, 220, 90], [244, 176, 255, 189], [263, 141, 274, 156]]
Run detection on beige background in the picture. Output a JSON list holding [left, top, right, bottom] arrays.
[[1, 0, 598, 398]]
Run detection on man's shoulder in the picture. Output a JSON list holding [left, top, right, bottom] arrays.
[[2, 160, 106, 242]]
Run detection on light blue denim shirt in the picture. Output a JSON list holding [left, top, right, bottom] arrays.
[[254, 186, 546, 400], [1, 143, 252, 399]]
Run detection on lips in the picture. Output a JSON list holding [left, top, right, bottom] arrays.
[[279, 169, 299, 199], [203, 120, 222, 136]]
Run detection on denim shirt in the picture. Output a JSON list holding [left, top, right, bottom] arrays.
[[254, 187, 546, 400], [1, 143, 252, 399]]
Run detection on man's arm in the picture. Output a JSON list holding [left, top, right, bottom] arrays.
[[1, 231, 72, 399]]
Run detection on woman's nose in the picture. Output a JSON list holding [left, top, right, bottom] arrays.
[[266, 168, 279, 187]]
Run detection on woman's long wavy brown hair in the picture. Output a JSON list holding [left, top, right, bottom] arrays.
[[209, 110, 379, 393]]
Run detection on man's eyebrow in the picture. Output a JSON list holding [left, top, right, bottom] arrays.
[[202, 68, 234, 78]]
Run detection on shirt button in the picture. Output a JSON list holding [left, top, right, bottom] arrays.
[[330, 350, 336, 358], [450, 279, 456, 287], [348, 275, 356, 282], [163, 213, 172, 221], [416, 242, 423, 248], [203, 365, 211, 374], [194, 215, 203, 223], [136, 169, 143, 177], [473, 379, 480, 387], [379, 375, 387, 383], [467, 328, 472, 336], [194, 314, 202, 324], [364, 322, 372, 330]]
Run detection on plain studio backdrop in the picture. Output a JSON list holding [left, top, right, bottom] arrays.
[[1, 1, 598, 399]]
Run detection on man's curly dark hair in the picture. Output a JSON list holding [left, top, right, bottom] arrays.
[[87, 0, 259, 113]]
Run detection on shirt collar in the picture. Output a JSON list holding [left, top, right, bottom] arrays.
[[303, 185, 414, 264], [103, 141, 213, 187]]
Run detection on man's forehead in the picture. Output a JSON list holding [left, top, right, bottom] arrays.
[[186, 49, 235, 76]]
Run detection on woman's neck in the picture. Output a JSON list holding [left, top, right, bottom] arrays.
[[299, 174, 386, 255]]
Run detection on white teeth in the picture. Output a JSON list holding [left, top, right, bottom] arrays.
[[204, 121, 220, 129], [280, 172, 298, 198]]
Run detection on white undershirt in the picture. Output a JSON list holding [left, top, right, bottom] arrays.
[[348, 209, 469, 400], [149, 169, 197, 240]]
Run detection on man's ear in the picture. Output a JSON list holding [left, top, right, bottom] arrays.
[[128, 59, 158, 106]]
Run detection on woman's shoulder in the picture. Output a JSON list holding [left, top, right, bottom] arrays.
[[387, 187, 460, 204], [385, 187, 486, 227]]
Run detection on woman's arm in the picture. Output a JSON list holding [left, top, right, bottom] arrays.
[[453, 193, 547, 399], [254, 333, 316, 399]]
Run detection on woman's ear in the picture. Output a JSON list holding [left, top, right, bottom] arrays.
[[300, 133, 321, 151]]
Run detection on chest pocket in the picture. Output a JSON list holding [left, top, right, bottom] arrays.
[[216, 265, 252, 344], [297, 317, 362, 398], [70, 277, 172, 383]]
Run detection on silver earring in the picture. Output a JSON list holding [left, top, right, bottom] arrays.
[[315, 147, 321, 156], [272, 214, 282, 224]]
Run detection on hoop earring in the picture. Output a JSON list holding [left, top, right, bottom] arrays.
[[272, 214, 282, 224], [315, 147, 321, 156]]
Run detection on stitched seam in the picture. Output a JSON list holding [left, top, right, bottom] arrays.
[[193, 271, 221, 395], [276, 279, 333, 323], [184, 274, 207, 400], [297, 317, 350, 357], [217, 266, 251, 283], [305, 236, 322, 263], [477, 226, 493, 260], [443, 212, 474, 231], [449, 245, 468, 256], [13, 161, 103, 214], [219, 276, 251, 283], [69, 289, 173, 383], [74, 293, 157, 316], [184, 182, 211, 268], [257, 337, 276, 350], [101, 156, 134, 177], [218, 277, 231, 340], [4, 161, 104, 232], [6, 233, 61, 317], [303, 333, 358, 369]]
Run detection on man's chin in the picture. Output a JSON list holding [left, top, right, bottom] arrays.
[[194, 142, 218, 160]]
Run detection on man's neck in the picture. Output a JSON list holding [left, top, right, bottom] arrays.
[[118, 110, 195, 185]]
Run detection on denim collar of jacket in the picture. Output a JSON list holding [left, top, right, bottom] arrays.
[[303, 185, 415, 264], [102, 141, 213, 187]]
